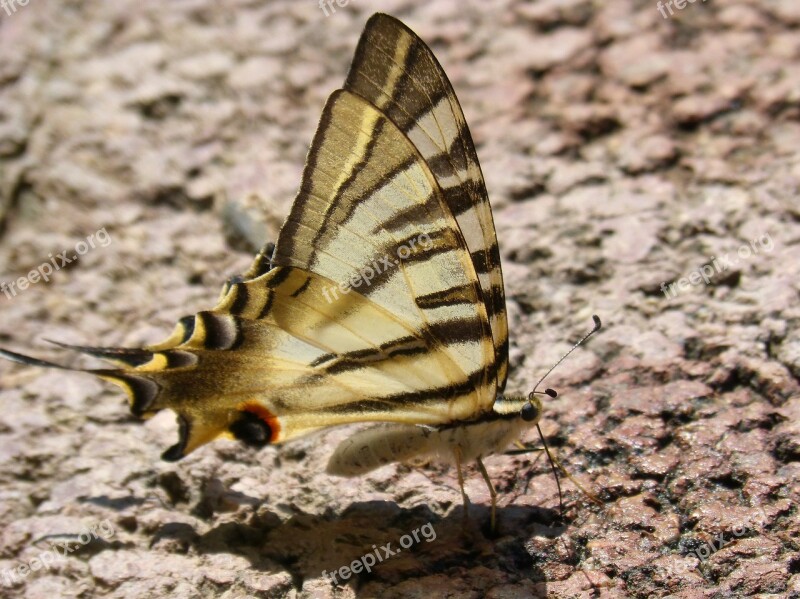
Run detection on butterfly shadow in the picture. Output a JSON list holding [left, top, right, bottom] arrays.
[[179, 498, 563, 596]]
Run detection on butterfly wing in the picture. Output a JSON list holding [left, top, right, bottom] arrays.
[[345, 14, 509, 392], [0, 14, 506, 461], [264, 87, 496, 433]]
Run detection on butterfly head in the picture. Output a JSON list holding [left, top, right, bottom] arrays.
[[492, 393, 543, 424], [521, 387, 557, 421]]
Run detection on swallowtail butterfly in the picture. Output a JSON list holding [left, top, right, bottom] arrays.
[[0, 13, 601, 529]]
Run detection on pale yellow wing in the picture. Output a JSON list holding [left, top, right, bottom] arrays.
[[345, 14, 509, 391]]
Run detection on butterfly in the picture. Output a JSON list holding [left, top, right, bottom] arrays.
[[0, 13, 600, 530]]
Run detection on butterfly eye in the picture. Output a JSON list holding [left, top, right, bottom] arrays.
[[229, 411, 273, 447], [521, 401, 539, 422]]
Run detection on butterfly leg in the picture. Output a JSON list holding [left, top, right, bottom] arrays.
[[246, 241, 276, 279], [514, 433, 603, 512], [221, 241, 275, 295], [453, 446, 471, 524], [504, 440, 544, 456], [475, 456, 497, 532]]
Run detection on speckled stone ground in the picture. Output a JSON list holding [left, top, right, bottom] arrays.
[[0, 1, 799, 597]]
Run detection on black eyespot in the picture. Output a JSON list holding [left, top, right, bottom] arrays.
[[230, 411, 272, 447]]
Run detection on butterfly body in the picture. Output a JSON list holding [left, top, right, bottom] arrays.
[[327, 395, 540, 476]]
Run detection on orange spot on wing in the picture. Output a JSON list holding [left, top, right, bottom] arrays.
[[238, 401, 281, 443]]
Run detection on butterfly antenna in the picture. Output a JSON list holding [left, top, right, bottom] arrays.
[[522, 315, 603, 521], [521, 314, 601, 421]]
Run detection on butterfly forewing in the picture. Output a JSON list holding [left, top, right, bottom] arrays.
[[267, 88, 496, 425], [344, 13, 509, 392]]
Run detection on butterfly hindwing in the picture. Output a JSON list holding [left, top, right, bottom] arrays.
[[215, 266, 491, 437]]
